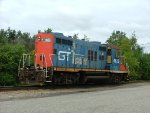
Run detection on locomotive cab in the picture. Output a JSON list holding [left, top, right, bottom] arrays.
[[35, 33, 54, 69], [106, 44, 128, 72], [106, 45, 120, 70]]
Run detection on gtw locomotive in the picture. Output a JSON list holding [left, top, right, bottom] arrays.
[[18, 32, 129, 84]]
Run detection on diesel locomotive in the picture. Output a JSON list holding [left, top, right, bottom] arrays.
[[18, 32, 129, 84]]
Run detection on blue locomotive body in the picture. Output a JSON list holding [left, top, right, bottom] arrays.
[[52, 33, 120, 72]]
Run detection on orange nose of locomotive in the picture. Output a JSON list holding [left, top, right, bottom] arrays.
[[35, 33, 54, 68]]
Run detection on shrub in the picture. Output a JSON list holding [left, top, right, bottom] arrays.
[[0, 44, 26, 86], [0, 73, 16, 86]]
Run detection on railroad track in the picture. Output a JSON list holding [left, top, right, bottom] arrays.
[[0, 85, 45, 91], [0, 75, 132, 92], [0, 80, 131, 92]]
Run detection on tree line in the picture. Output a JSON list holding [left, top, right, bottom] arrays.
[[0, 28, 149, 86], [107, 31, 150, 80]]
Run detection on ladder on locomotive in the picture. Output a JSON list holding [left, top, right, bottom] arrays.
[[34, 53, 48, 78]]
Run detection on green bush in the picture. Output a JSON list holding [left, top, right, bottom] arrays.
[[139, 53, 150, 80], [0, 44, 26, 86], [0, 28, 34, 86], [0, 73, 16, 86]]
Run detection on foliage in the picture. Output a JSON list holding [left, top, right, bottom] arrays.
[[139, 53, 150, 80], [0, 73, 16, 86], [106, 31, 144, 79], [44, 28, 52, 33], [0, 44, 26, 85], [38, 28, 52, 33], [73, 33, 79, 39], [0, 27, 34, 85], [0, 27, 34, 51]]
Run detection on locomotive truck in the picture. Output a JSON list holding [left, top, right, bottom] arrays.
[[18, 32, 129, 84]]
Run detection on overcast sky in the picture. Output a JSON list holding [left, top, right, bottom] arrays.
[[0, 0, 150, 52]]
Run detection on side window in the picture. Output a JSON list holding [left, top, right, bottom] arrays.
[[88, 50, 95, 61], [46, 38, 51, 42], [88, 50, 91, 60], [56, 38, 61, 44], [115, 50, 120, 58], [53, 49, 57, 54], [99, 55, 104, 60], [62, 39, 67, 45], [56, 37, 72, 46], [99, 47, 106, 51], [94, 51, 97, 61], [42, 38, 51, 42], [107, 47, 112, 63], [91, 50, 93, 61], [68, 40, 73, 46], [107, 48, 111, 56]]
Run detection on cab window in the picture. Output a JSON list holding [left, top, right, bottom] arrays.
[[42, 38, 51, 42], [115, 50, 120, 58], [107, 48, 111, 56]]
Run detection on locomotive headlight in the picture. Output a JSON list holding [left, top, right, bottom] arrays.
[[38, 36, 40, 39], [38, 36, 41, 41], [35, 36, 41, 42]]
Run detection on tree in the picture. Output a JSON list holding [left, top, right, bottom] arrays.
[[0, 44, 26, 85], [106, 31, 126, 45], [73, 33, 79, 39], [6, 28, 17, 44], [106, 31, 143, 79], [44, 28, 52, 33], [0, 29, 8, 43], [139, 53, 150, 80], [0, 28, 35, 86]]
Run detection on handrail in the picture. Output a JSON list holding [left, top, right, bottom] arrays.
[[34, 54, 37, 69], [49, 54, 53, 66], [44, 54, 48, 78]]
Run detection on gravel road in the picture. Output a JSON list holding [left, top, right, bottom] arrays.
[[0, 82, 150, 113]]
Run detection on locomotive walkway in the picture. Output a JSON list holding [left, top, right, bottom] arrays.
[[0, 81, 150, 113]]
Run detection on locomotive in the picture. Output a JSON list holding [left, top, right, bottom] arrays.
[[18, 32, 129, 84]]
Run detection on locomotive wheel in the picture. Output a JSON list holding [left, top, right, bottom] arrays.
[[111, 75, 121, 84], [79, 74, 87, 84]]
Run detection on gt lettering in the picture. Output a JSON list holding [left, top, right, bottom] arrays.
[[58, 51, 71, 61]]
